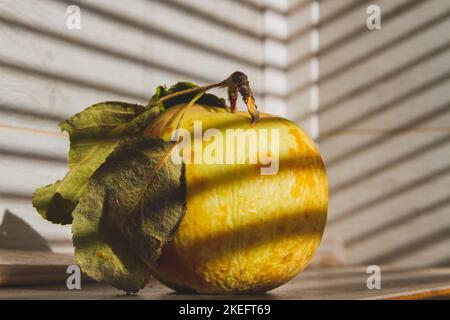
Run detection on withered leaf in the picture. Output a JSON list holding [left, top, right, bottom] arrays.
[[72, 137, 186, 293], [32, 102, 159, 225]]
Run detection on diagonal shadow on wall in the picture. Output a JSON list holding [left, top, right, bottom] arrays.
[[346, 195, 450, 247], [329, 163, 450, 225], [361, 225, 450, 265]]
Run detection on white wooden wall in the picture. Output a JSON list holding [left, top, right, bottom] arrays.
[[0, 0, 293, 253], [304, 0, 450, 268], [1, 0, 449, 268]]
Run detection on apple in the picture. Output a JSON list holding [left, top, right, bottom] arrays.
[[144, 104, 328, 293]]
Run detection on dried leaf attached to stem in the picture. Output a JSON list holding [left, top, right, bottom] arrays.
[[32, 71, 260, 293], [72, 137, 185, 293]]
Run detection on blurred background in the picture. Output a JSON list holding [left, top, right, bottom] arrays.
[[0, 0, 449, 269]]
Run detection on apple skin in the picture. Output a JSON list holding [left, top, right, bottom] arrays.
[[144, 104, 328, 294]]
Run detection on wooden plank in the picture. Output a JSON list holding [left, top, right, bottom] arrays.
[[0, 250, 75, 266], [0, 250, 78, 287], [373, 287, 450, 300], [0, 266, 449, 299]]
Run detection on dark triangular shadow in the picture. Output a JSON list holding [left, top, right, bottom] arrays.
[[0, 209, 51, 251]]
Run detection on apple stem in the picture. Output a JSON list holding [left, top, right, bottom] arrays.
[[151, 71, 260, 125]]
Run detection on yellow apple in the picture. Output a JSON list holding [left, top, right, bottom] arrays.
[[144, 104, 328, 294]]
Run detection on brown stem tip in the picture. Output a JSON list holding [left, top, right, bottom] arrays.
[[226, 71, 260, 125]]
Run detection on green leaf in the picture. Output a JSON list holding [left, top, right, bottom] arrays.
[[32, 101, 160, 225], [150, 82, 226, 110], [72, 137, 186, 293], [72, 186, 151, 293], [32, 180, 76, 225], [32, 81, 223, 225]]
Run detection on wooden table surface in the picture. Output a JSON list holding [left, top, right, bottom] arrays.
[[1, 266, 450, 300]]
